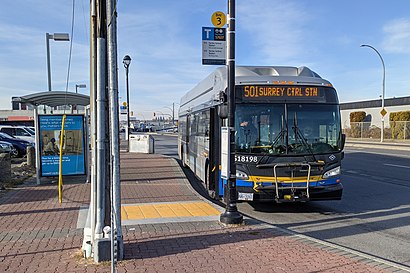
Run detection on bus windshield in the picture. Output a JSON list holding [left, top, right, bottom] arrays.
[[235, 103, 342, 155]]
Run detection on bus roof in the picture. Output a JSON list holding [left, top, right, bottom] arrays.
[[179, 66, 333, 114]]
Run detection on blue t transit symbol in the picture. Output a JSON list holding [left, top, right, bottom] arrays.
[[204, 29, 211, 39], [202, 27, 214, 40]]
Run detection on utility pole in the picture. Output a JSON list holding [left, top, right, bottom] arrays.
[[107, 0, 123, 269], [220, 0, 243, 225], [88, 0, 97, 259]]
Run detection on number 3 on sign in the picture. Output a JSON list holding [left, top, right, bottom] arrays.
[[211, 11, 226, 27]]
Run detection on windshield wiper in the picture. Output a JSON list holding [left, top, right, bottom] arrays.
[[292, 112, 317, 160], [270, 115, 287, 153]]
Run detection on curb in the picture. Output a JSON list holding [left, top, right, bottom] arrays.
[[346, 141, 410, 151]]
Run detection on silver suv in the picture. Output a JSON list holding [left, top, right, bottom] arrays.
[[0, 126, 35, 144]]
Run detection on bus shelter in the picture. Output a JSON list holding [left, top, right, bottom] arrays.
[[12, 91, 90, 184]]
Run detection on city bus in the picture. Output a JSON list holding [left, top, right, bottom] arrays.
[[178, 66, 345, 202]]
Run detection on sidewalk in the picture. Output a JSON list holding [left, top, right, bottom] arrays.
[[346, 139, 410, 151], [0, 152, 408, 273]]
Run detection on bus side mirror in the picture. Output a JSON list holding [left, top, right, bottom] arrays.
[[218, 103, 228, 119], [341, 133, 346, 150]]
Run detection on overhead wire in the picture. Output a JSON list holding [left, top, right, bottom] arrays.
[[81, 0, 89, 42]]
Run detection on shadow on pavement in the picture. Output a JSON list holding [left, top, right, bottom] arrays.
[[124, 226, 281, 260]]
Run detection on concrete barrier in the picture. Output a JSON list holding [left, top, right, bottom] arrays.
[[27, 146, 36, 168], [129, 134, 154, 153]]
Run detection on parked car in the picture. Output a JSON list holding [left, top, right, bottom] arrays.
[[0, 140, 16, 155], [0, 125, 35, 143], [0, 132, 33, 157], [23, 126, 36, 135]]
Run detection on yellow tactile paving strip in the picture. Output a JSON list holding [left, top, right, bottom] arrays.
[[121, 201, 221, 220]]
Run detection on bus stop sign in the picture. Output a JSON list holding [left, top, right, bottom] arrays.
[[211, 11, 226, 28], [202, 27, 226, 65]]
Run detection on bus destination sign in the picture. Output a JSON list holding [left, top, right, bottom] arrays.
[[237, 85, 331, 102], [243, 85, 319, 98]]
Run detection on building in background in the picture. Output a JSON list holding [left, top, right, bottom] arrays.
[[340, 96, 410, 129]]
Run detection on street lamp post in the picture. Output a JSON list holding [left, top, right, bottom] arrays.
[[360, 44, 386, 142], [75, 84, 87, 93], [123, 55, 131, 145], [46, 33, 70, 91], [162, 104, 175, 125]]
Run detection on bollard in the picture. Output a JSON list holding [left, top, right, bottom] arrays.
[[83, 241, 92, 258], [27, 146, 35, 168], [0, 153, 11, 188]]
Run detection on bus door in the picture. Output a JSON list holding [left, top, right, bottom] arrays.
[[208, 107, 220, 198], [188, 113, 198, 172], [182, 114, 190, 167]]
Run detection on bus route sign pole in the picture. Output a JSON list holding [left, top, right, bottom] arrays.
[[220, 0, 243, 225]]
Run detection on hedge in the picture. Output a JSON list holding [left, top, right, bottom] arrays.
[[389, 111, 410, 139]]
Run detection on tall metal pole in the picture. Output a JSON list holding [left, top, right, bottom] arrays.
[[360, 44, 385, 142], [95, 37, 107, 240], [45, 33, 69, 91], [95, 0, 108, 245], [46, 33, 52, 91], [87, 0, 98, 257], [89, 0, 97, 255], [107, 0, 123, 268], [172, 102, 175, 125], [220, 0, 243, 225]]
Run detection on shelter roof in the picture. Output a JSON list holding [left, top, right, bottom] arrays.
[[12, 91, 90, 107]]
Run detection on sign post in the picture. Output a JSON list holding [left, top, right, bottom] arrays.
[[219, 0, 243, 225]]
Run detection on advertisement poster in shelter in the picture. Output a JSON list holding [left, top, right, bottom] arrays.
[[38, 114, 86, 176]]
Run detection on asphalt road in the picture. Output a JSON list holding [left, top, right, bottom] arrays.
[[152, 133, 179, 158], [237, 147, 410, 267], [153, 134, 410, 268]]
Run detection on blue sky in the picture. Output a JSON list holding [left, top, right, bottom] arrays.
[[1, 0, 410, 119]]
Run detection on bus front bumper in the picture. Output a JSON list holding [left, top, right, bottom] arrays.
[[236, 183, 343, 202]]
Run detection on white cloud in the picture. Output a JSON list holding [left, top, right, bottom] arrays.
[[382, 18, 410, 53]]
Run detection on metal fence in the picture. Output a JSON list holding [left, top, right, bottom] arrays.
[[343, 121, 410, 141]]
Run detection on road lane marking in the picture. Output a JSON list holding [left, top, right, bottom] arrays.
[[384, 163, 410, 169]]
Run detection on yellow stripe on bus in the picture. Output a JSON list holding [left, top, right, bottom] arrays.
[[247, 175, 322, 192], [248, 175, 322, 183]]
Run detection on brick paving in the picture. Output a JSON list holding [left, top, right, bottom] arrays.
[[0, 152, 406, 272]]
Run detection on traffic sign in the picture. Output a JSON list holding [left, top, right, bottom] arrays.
[[202, 27, 226, 65], [211, 11, 226, 28], [380, 108, 387, 117]]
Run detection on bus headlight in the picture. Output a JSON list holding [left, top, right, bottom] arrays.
[[323, 166, 340, 179], [236, 170, 249, 180]]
